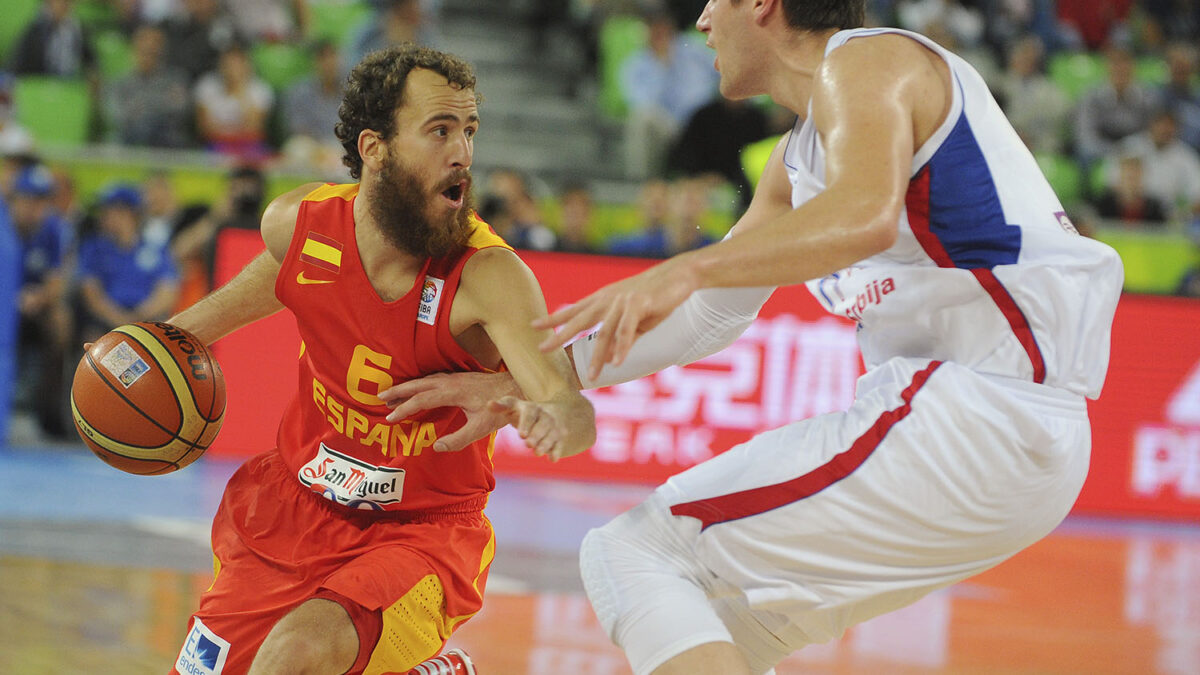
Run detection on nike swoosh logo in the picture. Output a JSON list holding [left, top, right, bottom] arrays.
[[296, 272, 335, 285]]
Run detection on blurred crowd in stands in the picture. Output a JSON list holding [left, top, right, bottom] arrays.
[[2, 0, 1200, 444]]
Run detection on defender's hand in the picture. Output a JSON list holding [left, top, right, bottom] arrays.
[[380, 371, 519, 452]]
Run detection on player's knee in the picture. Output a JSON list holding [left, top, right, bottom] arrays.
[[250, 600, 358, 674], [579, 505, 675, 638]]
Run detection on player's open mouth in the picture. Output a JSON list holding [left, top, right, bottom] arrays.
[[440, 181, 466, 208]]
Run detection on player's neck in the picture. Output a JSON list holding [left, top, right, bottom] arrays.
[[769, 27, 837, 117]]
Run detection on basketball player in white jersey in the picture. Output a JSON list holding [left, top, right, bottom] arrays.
[[381, 1, 1124, 673]]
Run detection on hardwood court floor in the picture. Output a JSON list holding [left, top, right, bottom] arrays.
[[1, 442, 1197, 675]]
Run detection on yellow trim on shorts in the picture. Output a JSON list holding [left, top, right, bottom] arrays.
[[362, 574, 450, 674]]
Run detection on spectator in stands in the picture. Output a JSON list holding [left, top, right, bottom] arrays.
[[896, 0, 986, 53], [10, 165, 71, 438], [0, 153, 38, 203], [347, 0, 438, 68], [225, 0, 309, 43], [667, 97, 773, 208], [193, 41, 275, 160], [1073, 44, 1159, 170], [1056, 0, 1134, 50], [170, 164, 266, 290], [76, 183, 180, 342], [105, 24, 191, 148], [618, 10, 718, 179], [48, 166, 84, 245], [0, 191, 19, 445], [482, 168, 556, 251], [1141, 0, 1200, 47], [163, 0, 242, 84], [140, 170, 210, 310], [554, 181, 601, 255], [1158, 42, 1200, 152], [981, 0, 1071, 58], [281, 39, 345, 177], [609, 177, 715, 258], [8, 0, 97, 80], [1092, 154, 1170, 226], [0, 73, 34, 162], [993, 34, 1070, 153], [1111, 108, 1200, 222]]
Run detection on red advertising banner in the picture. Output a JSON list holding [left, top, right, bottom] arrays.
[[210, 230, 1200, 521]]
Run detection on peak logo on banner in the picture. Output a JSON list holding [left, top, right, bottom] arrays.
[[1132, 360, 1200, 500]]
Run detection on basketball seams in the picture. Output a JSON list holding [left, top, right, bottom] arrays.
[[80, 349, 181, 443], [72, 360, 219, 457], [116, 324, 207, 427], [72, 322, 226, 473]]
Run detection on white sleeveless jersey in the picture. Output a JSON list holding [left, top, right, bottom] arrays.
[[791, 28, 1123, 399]]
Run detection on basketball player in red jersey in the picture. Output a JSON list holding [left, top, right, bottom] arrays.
[[162, 44, 595, 675]]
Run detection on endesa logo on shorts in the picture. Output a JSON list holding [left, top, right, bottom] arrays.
[[176, 618, 230, 674], [298, 443, 405, 510]]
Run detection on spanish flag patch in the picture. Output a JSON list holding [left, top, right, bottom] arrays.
[[299, 231, 343, 273]]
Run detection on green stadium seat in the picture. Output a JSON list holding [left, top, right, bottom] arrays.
[[252, 42, 314, 91], [1035, 151, 1084, 208], [13, 77, 92, 148], [0, 0, 40, 63], [94, 30, 134, 80], [597, 15, 648, 120], [1048, 51, 1107, 102], [1135, 56, 1169, 86], [308, 0, 373, 48]]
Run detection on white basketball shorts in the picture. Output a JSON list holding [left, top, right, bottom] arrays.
[[582, 356, 1092, 673]]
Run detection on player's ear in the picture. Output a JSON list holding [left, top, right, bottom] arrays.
[[753, 0, 778, 26], [358, 129, 386, 173]]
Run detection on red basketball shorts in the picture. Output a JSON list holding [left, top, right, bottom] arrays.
[[171, 449, 494, 674]]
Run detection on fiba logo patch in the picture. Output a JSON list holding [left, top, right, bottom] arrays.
[[176, 618, 231, 674], [417, 276, 445, 326]]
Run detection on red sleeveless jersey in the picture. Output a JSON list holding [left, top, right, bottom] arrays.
[[273, 183, 510, 514]]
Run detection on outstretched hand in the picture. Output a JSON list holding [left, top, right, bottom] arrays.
[[533, 258, 698, 381], [380, 371, 519, 453]]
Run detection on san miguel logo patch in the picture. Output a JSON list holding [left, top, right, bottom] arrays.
[[417, 276, 445, 325]]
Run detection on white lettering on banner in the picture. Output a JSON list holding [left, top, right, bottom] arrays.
[[1132, 426, 1200, 498], [495, 315, 859, 469], [1166, 360, 1200, 427], [587, 315, 860, 428]]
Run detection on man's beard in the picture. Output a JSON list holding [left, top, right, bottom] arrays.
[[369, 155, 474, 259]]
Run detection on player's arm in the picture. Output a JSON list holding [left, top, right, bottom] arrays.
[[455, 246, 595, 460], [167, 182, 323, 345], [538, 35, 922, 374]]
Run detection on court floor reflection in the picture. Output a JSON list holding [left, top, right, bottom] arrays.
[[1, 444, 1196, 675]]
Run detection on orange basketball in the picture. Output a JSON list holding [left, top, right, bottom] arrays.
[[70, 322, 226, 475]]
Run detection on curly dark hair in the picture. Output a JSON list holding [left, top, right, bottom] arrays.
[[335, 44, 480, 179]]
